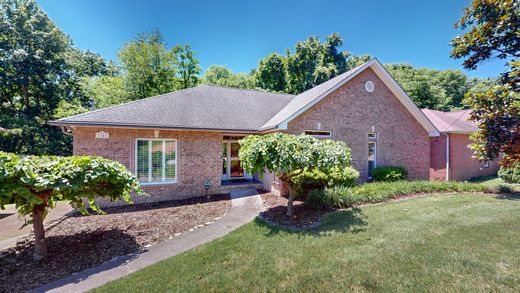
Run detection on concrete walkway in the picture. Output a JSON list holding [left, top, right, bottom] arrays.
[[0, 202, 73, 251], [32, 189, 263, 293]]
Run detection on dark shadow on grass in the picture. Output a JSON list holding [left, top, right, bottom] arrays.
[[256, 207, 368, 237], [0, 228, 140, 293], [495, 192, 520, 201]]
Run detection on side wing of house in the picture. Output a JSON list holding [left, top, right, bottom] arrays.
[[285, 66, 432, 181]]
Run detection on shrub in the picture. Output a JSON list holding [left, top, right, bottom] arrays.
[[370, 166, 408, 182], [306, 186, 354, 210], [498, 164, 520, 184], [306, 180, 492, 210], [291, 167, 359, 197]]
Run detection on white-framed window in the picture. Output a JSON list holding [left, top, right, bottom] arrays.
[[368, 132, 377, 139], [303, 130, 332, 138], [484, 161, 489, 168], [135, 139, 177, 185], [368, 141, 377, 177]]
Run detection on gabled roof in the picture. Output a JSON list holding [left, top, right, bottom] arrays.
[[51, 85, 294, 132], [422, 109, 477, 134], [262, 58, 440, 137], [51, 59, 440, 136]]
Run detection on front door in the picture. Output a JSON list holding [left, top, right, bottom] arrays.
[[221, 140, 245, 180]]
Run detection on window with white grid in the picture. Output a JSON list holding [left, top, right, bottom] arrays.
[[136, 139, 177, 184]]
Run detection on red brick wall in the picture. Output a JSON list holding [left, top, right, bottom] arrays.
[[73, 127, 222, 203], [429, 135, 448, 181], [287, 67, 430, 181], [448, 133, 500, 181]]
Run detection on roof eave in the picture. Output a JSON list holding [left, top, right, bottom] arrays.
[[49, 120, 261, 134]]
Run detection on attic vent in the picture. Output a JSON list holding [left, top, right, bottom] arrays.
[[365, 81, 374, 93]]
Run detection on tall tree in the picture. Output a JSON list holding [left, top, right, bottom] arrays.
[[173, 44, 201, 89], [0, 0, 108, 155], [254, 53, 287, 92], [118, 30, 177, 99], [451, 0, 520, 166]]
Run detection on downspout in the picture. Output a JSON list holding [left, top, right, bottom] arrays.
[[445, 133, 450, 181], [60, 126, 73, 136]]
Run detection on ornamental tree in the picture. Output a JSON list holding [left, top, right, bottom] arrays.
[[0, 152, 145, 260], [239, 133, 352, 216], [450, 0, 520, 167]]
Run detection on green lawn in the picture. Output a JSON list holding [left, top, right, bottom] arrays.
[[94, 194, 520, 292]]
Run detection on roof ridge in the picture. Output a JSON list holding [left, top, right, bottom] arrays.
[[198, 84, 295, 97], [55, 86, 201, 121]]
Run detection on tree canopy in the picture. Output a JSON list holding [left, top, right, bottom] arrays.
[[451, 0, 519, 166], [239, 133, 351, 216], [201, 65, 254, 89], [0, 152, 144, 260]]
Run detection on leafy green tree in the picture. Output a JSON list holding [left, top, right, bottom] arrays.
[[173, 44, 201, 89], [285, 36, 323, 94], [451, 0, 520, 166], [202, 65, 254, 89], [0, 152, 144, 260], [0, 0, 110, 155], [118, 30, 178, 99], [82, 75, 131, 109], [239, 133, 351, 216], [255, 53, 287, 92]]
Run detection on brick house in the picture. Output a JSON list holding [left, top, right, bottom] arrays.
[[50, 59, 496, 203]]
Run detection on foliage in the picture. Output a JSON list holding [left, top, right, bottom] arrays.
[[0, 151, 144, 259], [201, 65, 254, 89], [465, 83, 519, 166], [254, 53, 286, 92], [0, 0, 114, 155], [306, 186, 354, 210], [173, 44, 201, 89], [370, 166, 408, 182], [451, 0, 520, 166], [82, 75, 131, 109], [498, 163, 520, 184], [290, 166, 359, 197], [239, 133, 351, 215], [307, 180, 492, 210]]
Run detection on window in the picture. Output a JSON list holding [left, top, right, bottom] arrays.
[[304, 130, 331, 138], [136, 139, 177, 184], [484, 161, 490, 168], [368, 132, 377, 139], [368, 142, 376, 177]]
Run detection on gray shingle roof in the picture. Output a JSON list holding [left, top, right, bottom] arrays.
[[51, 85, 294, 132]]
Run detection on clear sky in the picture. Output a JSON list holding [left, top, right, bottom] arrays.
[[37, 0, 506, 78]]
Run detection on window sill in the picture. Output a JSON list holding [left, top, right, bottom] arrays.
[[140, 181, 177, 186]]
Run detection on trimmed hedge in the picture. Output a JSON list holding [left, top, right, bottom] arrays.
[[371, 166, 408, 182], [306, 180, 492, 210], [498, 164, 520, 184], [290, 167, 359, 197]]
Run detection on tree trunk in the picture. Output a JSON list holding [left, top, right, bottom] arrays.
[[32, 204, 47, 261], [286, 191, 295, 217]]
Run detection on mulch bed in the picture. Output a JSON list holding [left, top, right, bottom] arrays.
[[259, 191, 332, 229], [0, 194, 231, 293]]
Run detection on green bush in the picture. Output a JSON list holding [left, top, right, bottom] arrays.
[[306, 180, 491, 210], [498, 164, 520, 184], [371, 166, 408, 182], [306, 186, 354, 210], [290, 167, 359, 197]]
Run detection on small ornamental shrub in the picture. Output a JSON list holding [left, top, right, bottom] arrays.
[[239, 133, 352, 216], [0, 152, 145, 260], [290, 167, 359, 197], [306, 186, 354, 210], [498, 163, 520, 184], [371, 166, 408, 182]]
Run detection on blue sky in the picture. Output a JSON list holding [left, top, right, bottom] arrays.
[[38, 0, 506, 78]]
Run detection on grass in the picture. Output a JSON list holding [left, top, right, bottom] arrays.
[[93, 194, 520, 292]]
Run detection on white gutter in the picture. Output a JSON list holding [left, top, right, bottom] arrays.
[[445, 133, 450, 181]]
